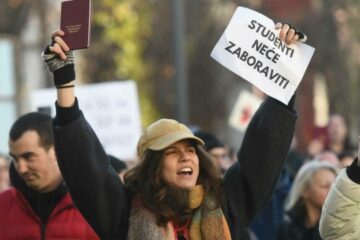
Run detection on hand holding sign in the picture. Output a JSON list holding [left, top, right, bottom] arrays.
[[275, 22, 307, 45], [211, 7, 315, 104]]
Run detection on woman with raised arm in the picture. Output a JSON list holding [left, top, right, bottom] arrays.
[[43, 23, 305, 240]]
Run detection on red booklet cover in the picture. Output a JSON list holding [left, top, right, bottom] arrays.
[[60, 0, 91, 50]]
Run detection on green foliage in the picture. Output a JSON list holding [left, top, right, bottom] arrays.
[[94, 0, 159, 126]]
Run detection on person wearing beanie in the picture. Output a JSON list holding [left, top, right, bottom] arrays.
[[194, 131, 231, 174], [194, 131, 224, 150], [42, 22, 305, 240]]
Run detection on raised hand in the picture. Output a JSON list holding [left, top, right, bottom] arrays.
[[42, 30, 76, 107], [42, 29, 74, 82], [275, 23, 307, 45], [48, 30, 70, 60]]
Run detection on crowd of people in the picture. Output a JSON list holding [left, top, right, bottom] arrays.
[[250, 112, 358, 240], [0, 19, 359, 240]]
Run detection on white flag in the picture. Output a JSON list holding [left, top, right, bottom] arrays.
[[228, 90, 262, 132]]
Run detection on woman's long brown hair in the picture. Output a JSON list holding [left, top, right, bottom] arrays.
[[124, 142, 223, 226]]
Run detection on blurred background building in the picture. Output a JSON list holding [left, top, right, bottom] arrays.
[[0, 0, 359, 157]]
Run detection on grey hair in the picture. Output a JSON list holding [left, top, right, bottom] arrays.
[[285, 160, 338, 211]]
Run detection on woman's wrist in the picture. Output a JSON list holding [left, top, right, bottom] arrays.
[[42, 49, 75, 85], [56, 81, 76, 107]]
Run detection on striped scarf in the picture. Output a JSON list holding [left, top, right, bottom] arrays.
[[127, 185, 231, 240]]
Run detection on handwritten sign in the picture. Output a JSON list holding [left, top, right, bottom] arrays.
[[228, 90, 262, 132], [31, 81, 141, 160], [211, 7, 315, 104]]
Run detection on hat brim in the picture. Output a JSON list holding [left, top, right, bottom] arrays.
[[148, 131, 204, 151]]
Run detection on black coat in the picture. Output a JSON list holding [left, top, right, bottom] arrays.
[[53, 97, 296, 240], [277, 210, 322, 240]]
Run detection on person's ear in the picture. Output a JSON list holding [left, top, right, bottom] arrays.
[[48, 146, 57, 162]]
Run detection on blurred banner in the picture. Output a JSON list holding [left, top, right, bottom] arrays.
[[0, 38, 17, 154], [31, 81, 142, 160], [228, 90, 262, 132], [211, 7, 315, 104]]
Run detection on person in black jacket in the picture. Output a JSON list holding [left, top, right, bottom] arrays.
[[42, 23, 305, 240], [194, 130, 232, 175]]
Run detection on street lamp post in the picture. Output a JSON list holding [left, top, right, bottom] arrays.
[[172, 0, 188, 124]]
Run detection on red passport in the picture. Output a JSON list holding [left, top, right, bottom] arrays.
[[60, 0, 91, 50]]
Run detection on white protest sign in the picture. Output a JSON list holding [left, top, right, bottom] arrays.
[[228, 90, 262, 132], [211, 7, 315, 104], [31, 81, 141, 160]]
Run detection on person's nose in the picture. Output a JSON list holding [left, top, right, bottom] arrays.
[[16, 159, 28, 174], [179, 149, 191, 162]]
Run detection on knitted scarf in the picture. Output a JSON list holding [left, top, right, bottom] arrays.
[[127, 185, 231, 240]]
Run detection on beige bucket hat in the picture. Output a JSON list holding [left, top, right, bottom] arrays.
[[137, 118, 204, 157]]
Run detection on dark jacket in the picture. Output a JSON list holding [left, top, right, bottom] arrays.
[[250, 168, 292, 240], [53, 97, 297, 240], [277, 210, 322, 240]]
